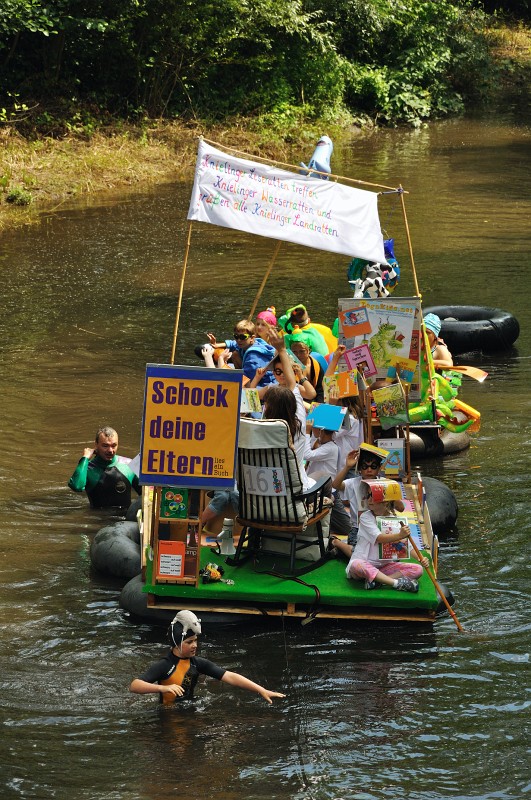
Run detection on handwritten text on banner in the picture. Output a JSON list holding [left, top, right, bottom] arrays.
[[187, 140, 386, 263]]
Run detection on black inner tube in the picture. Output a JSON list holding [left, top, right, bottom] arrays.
[[424, 305, 519, 352]]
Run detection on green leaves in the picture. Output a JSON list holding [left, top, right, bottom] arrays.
[[0, 0, 499, 128]]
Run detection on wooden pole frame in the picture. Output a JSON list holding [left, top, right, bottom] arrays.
[[170, 221, 194, 365], [248, 239, 283, 320]]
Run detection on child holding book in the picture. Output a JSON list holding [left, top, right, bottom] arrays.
[[344, 482, 429, 592], [331, 443, 401, 547], [324, 344, 364, 464]]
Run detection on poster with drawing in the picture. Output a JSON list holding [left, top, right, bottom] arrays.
[[337, 297, 421, 400]]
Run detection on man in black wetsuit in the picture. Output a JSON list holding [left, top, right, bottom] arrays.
[[68, 426, 140, 509], [129, 610, 285, 705]]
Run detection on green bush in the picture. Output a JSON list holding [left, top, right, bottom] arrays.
[[0, 0, 514, 128], [6, 186, 32, 205]]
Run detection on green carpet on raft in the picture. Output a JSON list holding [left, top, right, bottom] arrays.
[[143, 546, 439, 611]]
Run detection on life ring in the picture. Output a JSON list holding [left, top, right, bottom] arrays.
[[89, 520, 141, 580], [424, 305, 519, 355], [119, 574, 247, 625], [422, 476, 459, 537], [409, 427, 471, 458], [435, 583, 455, 614], [120, 575, 174, 622]]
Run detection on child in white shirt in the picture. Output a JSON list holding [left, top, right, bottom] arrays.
[[346, 487, 429, 592], [304, 428, 339, 482]]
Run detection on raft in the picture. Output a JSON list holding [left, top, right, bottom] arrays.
[[424, 305, 519, 355], [93, 473, 458, 583], [114, 477, 451, 625]]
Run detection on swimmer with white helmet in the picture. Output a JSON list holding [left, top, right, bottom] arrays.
[[129, 610, 286, 705]]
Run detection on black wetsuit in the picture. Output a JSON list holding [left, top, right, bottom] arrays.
[[139, 651, 226, 703], [68, 454, 140, 509]]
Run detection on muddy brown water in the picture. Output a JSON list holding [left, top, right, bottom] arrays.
[[0, 114, 529, 799]]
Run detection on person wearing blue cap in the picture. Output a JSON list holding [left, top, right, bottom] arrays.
[[423, 313, 453, 370], [129, 610, 285, 705]]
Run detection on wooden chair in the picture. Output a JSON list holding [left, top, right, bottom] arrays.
[[227, 417, 331, 574]]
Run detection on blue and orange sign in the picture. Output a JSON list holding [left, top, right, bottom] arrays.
[[139, 364, 242, 489]]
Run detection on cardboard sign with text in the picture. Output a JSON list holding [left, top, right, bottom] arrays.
[[139, 364, 242, 489]]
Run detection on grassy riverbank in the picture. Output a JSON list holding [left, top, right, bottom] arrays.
[[0, 21, 528, 235], [0, 117, 348, 233]]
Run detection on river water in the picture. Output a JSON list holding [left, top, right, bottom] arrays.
[[0, 115, 529, 800]]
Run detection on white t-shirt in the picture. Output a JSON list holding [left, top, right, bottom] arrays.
[[346, 510, 381, 576], [304, 438, 340, 481], [346, 510, 403, 576], [292, 386, 313, 490], [338, 474, 364, 527]]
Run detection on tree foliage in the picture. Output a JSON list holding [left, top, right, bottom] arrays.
[[0, 0, 516, 129]]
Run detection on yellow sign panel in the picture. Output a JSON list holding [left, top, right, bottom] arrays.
[[140, 364, 242, 488]]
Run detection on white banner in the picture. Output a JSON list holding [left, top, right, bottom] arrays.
[[187, 140, 386, 263]]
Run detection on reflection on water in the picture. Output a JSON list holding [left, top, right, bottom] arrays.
[[0, 114, 530, 800]]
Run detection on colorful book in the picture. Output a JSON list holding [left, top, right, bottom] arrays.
[[387, 355, 417, 385], [375, 517, 410, 560], [240, 388, 262, 413], [157, 540, 186, 578], [307, 403, 348, 431], [377, 438, 405, 476], [323, 370, 359, 401], [338, 306, 372, 337], [160, 488, 189, 518], [343, 344, 377, 378], [372, 382, 408, 430], [359, 442, 390, 460]]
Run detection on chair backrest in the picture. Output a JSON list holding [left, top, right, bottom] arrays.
[[237, 418, 307, 525]]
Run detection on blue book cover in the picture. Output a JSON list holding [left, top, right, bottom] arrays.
[[307, 403, 347, 432]]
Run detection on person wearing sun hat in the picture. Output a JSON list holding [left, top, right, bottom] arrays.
[[423, 313, 453, 370], [129, 610, 286, 705]]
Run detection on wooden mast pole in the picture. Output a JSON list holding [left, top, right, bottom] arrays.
[[248, 239, 282, 319], [170, 221, 194, 365], [398, 187, 420, 298], [398, 187, 438, 421], [407, 533, 465, 633]]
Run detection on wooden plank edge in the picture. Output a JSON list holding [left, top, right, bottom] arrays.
[[145, 597, 435, 623]]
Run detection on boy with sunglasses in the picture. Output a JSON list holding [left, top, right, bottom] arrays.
[[331, 443, 404, 548], [207, 319, 276, 387]]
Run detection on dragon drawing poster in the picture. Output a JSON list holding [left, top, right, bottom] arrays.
[[337, 297, 421, 400]]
